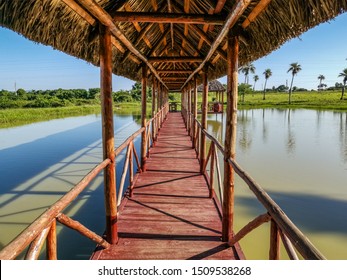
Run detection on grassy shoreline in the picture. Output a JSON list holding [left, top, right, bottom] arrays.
[[0, 103, 146, 128], [1, 91, 346, 128], [237, 91, 347, 111]]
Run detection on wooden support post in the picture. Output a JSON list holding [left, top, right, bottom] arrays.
[[193, 77, 198, 148], [270, 219, 281, 260], [222, 33, 238, 242], [141, 64, 148, 172], [188, 84, 191, 136], [152, 76, 156, 143], [46, 220, 57, 260], [200, 67, 208, 173], [100, 25, 117, 244]]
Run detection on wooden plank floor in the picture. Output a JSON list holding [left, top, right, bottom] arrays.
[[92, 112, 242, 260]]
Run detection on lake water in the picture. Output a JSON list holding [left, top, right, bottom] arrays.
[[206, 109, 347, 259], [0, 109, 346, 259]]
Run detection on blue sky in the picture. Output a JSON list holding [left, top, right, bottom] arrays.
[[0, 12, 346, 92]]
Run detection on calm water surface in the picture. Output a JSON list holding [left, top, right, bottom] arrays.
[[207, 109, 347, 259], [0, 113, 141, 259], [0, 109, 346, 259]]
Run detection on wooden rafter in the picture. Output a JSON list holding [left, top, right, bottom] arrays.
[[182, 0, 252, 89], [148, 57, 203, 63], [214, 0, 227, 13], [242, 0, 272, 29], [77, 0, 167, 89], [146, 28, 170, 57], [167, 0, 174, 49], [157, 70, 192, 74], [190, 25, 227, 61], [175, 28, 203, 57], [112, 12, 225, 25]]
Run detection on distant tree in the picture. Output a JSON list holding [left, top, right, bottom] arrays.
[[317, 74, 325, 91], [239, 63, 256, 84], [262, 69, 272, 100], [287, 62, 302, 104], [253, 75, 259, 93], [276, 85, 289, 92], [338, 68, 347, 100], [238, 83, 252, 102]]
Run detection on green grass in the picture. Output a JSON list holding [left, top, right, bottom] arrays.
[[237, 91, 347, 111], [0, 103, 148, 128]]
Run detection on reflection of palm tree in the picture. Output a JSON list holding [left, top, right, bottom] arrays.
[[287, 63, 302, 104], [317, 74, 325, 91], [240, 63, 256, 84], [338, 68, 347, 100], [285, 110, 295, 154], [238, 111, 252, 151], [263, 69, 272, 100]]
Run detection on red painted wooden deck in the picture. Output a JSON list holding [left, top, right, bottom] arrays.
[[91, 112, 243, 260]]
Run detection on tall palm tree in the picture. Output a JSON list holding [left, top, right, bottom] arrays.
[[240, 63, 256, 84], [287, 62, 302, 104], [253, 75, 259, 91], [317, 74, 325, 91], [338, 68, 347, 100], [263, 69, 272, 100]]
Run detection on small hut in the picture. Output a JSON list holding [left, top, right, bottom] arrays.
[[197, 80, 226, 113]]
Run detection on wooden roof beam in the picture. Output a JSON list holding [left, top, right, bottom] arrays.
[[157, 70, 192, 74], [182, 0, 252, 90], [112, 12, 225, 25], [146, 28, 170, 57], [77, 0, 168, 89], [167, 0, 175, 49], [214, 0, 227, 13], [190, 25, 227, 61], [148, 57, 203, 63], [242, 0, 272, 29]]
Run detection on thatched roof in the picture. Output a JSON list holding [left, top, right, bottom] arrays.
[[197, 79, 225, 92], [1, 1, 346, 91]]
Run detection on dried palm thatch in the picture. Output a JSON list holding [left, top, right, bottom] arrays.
[[197, 79, 225, 92], [0, 0, 346, 90]]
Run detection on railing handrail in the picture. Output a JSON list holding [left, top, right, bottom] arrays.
[[0, 158, 111, 260], [190, 115, 326, 260]]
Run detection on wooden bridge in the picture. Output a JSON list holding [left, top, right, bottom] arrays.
[[92, 112, 242, 260]]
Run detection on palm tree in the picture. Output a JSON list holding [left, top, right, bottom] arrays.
[[253, 75, 259, 92], [317, 74, 325, 91], [263, 69, 272, 100], [287, 62, 302, 104], [240, 63, 256, 84], [338, 68, 347, 100]]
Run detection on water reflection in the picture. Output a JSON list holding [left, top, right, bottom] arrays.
[[206, 108, 347, 259], [0, 114, 141, 259]]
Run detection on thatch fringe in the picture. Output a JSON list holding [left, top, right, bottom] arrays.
[[0, 0, 346, 87]]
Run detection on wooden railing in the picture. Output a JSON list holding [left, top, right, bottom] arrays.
[[187, 114, 325, 260], [0, 105, 169, 260]]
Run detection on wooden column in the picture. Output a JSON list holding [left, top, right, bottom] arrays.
[[200, 67, 208, 173], [192, 77, 198, 148], [157, 83, 161, 132], [187, 84, 192, 136], [152, 76, 156, 143], [100, 25, 117, 244], [222, 34, 239, 242], [141, 65, 148, 171], [269, 220, 280, 260]]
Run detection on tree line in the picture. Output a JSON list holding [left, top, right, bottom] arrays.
[[239, 64, 347, 103], [0, 82, 150, 109]]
